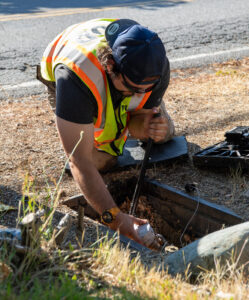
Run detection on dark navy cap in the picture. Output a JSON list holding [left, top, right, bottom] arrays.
[[105, 19, 167, 85]]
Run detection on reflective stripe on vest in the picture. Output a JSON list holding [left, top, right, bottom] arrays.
[[40, 18, 152, 156]]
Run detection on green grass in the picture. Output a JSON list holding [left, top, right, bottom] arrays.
[[1, 274, 90, 300]]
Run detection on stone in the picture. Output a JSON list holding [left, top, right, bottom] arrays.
[[243, 189, 249, 199], [19, 211, 44, 247], [163, 222, 249, 277], [54, 214, 72, 246]]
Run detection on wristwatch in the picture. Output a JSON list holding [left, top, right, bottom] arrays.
[[101, 207, 121, 225]]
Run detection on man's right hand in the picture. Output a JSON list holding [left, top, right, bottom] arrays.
[[109, 211, 149, 246]]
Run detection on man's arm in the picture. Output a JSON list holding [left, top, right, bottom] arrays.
[[56, 116, 147, 243], [56, 117, 113, 213]]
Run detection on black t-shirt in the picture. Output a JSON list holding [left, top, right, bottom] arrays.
[[54, 63, 170, 124]]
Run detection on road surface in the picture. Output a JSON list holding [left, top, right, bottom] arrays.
[[0, 0, 248, 99]]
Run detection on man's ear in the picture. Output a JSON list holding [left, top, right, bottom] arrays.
[[106, 58, 115, 74]]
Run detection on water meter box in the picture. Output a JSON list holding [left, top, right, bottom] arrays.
[[193, 126, 249, 171], [62, 178, 243, 248]]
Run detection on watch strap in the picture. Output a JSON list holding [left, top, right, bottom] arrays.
[[108, 207, 121, 216], [101, 207, 121, 224]]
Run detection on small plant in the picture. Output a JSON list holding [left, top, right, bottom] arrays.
[[215, 69, 237, 76]]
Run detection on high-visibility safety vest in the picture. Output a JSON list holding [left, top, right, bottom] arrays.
[[41, 18, 152, 156]]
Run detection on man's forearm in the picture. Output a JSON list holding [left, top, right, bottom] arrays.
[[69, 158, 117, 214]]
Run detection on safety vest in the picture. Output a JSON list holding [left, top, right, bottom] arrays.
[[41, 18, 152, 156]]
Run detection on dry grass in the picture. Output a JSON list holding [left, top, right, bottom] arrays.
[[2, 218, 248, 299], [167, 58, 249, 148], [0, 57, 249, 299], [88, 240, 249, 299]]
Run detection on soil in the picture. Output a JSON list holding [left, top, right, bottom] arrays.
[[119, 195, 185, 249], [0, 58, 249, 250]]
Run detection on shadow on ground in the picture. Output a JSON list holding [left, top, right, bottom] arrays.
[[0, 0, 187, 15], [0, 185, 21, 207], [0, 185, 22, 227]]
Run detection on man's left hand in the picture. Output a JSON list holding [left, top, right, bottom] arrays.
[[128, 106, 174, 143]]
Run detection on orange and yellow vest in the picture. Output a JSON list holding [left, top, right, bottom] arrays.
[[40, 18, 152, 156]]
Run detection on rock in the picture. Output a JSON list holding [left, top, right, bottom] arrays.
[[19, 210, 44, 247], [163, 222, 249, 277], [242, 189, 249, 199], [0, 203, 17, 213], [54, 214, 72, 246]]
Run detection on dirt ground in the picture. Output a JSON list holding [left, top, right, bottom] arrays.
[[0, 58, 249, 233]]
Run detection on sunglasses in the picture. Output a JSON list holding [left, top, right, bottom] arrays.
[[121, 73, 159, 94]]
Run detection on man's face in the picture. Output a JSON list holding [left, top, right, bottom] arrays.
[[111, 73, 156, 97]]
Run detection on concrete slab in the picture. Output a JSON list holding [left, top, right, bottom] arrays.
[[164, 221, 249, 277]]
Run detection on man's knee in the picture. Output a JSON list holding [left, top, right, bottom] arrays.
[[92, 148, 117, 172], [159, 101, 175, 143]]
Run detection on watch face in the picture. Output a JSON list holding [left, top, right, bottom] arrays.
[[102, 211, 113, 224]]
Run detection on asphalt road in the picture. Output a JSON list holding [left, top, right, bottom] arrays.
[[0, 0, 248, 99]]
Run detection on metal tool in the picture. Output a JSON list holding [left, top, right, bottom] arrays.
[[129, 112, 160, 215]]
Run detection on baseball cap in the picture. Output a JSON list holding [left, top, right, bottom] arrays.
[[105, 19, 168, 85]]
